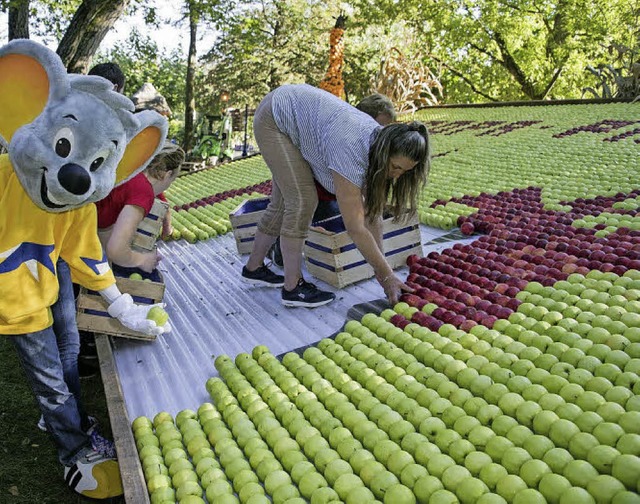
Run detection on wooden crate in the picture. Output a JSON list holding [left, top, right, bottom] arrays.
[[76, 273, 165, 341], [131, 199, 170, 252], [229, 197, 270, 255], [304, 213, 422, 289]]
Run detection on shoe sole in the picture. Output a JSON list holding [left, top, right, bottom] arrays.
[[282, 297, 335, 308], [242, 277, 284, 288]]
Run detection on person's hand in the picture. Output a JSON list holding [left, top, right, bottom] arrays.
[[139, 251, 159, 273], [378, 274, 415, 305], [107, 294, 171, 336], [161, 221, 173, 239]]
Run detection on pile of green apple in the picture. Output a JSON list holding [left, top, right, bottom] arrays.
[[170, 193, 265, 243], [166, 156, 271, 208], [133, 271, 639, 503]]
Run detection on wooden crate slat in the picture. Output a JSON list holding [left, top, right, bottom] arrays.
[[76, 312, 156, 341], [304, 211, 422, 288], [229, 197, 270, 254], [95, 335, 151, 504], [131, 199, 169, 252]]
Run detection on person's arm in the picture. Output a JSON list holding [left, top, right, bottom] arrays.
[[365, 214, 384, 253], [105, 204, 158, 272], [333, 171, 413, 304]]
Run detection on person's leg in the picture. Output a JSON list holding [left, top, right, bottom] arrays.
[[51, 259, 89, 428], [10, 330, 122, 498], [248, 93, 317, 287], [10, 328, 89, 465]]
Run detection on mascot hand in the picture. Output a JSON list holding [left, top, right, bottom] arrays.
[[107, 294, 171, 336]]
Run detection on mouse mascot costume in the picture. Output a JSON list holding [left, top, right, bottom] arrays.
[[0, 40, 170, 498]]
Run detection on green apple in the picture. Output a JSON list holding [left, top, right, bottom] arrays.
[[467, 425, 496, 451], [563, 459, 598, 488], [464, 451, 493, 476], [538, 473, 572, 504], [369, 470, 399, 500], [294, 471, 327, 499], [485, 436, 514, 463], [542, 447, 574, 473], [146, 305, 169, 326], [495, 474, 527, 502], [400, 463, 428, 488], [617, 433, 640, 456], [557, 486, 595, 504], [593, 421, 625, 446], [522, 434, 554, 459], [413, 474, 444, 502], [568, 432, 599, 460], [309, 486, 339, 504], [426, 453, 456, 478], [586, 475, 625, 504], [501, 447, 532, 474], [478, 463, 507, 491]]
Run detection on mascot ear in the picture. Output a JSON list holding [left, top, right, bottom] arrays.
[[0, 40, 69, 145], [115, 109, 168, 185]]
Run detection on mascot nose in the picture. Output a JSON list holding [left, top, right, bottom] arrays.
[[58, 163, 91, 195]]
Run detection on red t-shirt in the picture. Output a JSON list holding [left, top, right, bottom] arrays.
[[96, 173, 155, 229]]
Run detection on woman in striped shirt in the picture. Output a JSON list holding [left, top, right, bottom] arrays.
[[241, 84, 430, 308]]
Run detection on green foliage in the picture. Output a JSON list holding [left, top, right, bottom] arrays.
[[96, 29, 188, 118], [200, 0, 341, 108]]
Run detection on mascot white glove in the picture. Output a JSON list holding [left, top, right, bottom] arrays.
[[107, 293, 171, 336]]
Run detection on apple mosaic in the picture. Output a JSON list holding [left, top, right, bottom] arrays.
[[133, 295, 639, 503], [132, 102, 639, 502], [164, 102, 640, 242]]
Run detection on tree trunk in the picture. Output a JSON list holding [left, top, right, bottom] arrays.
[[8, 0, 30, 40], [183, 4, 198, 154], [57, 0, 130, 74]]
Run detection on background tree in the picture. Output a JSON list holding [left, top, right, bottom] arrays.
[[200, 0, 341, 108], [8, 0, 29, 39], [57, 0, 130, 72]]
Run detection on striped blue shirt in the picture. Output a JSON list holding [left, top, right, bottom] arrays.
[[271, 84, 382, 193]]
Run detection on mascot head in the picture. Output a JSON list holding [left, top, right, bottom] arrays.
[[0, 40, 167, 212]]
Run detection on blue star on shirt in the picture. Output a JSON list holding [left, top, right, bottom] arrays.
[[0, 242, 56, 280], [81, 250, 111, 276]]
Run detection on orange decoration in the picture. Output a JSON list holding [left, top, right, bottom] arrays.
[[319, 15, 346, 99]]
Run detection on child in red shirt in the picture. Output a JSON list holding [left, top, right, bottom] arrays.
[[96, 142, 184, 276]]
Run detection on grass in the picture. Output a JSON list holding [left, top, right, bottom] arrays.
[[0, 336, 124, 504]]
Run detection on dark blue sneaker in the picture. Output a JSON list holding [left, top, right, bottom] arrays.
[[282, 279, 335, 308]]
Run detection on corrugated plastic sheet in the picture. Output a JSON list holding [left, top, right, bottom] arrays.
[[113, 226, 479, 420]]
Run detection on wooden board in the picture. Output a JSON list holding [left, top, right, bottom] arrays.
[[95, 335, 151, 504], [76, 274, 165, 341]]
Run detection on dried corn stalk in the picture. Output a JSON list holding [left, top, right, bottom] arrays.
[[319, 14, 346, 98], [373, 47, 443, 113]]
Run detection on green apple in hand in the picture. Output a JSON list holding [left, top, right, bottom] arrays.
[[147, 305, 169, 326]]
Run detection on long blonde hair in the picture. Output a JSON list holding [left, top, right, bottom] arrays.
[[365, 122, 430, 219], [145, 142, 185, 179]]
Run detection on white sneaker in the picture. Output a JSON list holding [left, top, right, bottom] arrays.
[[64, 447, 123, 499]]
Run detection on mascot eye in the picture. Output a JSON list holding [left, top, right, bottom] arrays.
[[90, 149, 110, 172], [53, 127, 74, 158], [90, 157, 104, 172]]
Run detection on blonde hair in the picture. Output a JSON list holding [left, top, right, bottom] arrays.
[[145, 142, 185, 179]]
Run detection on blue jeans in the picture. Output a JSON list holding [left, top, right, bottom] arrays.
[[51, 260, 89, 428], [9, 260, 90, 466]]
